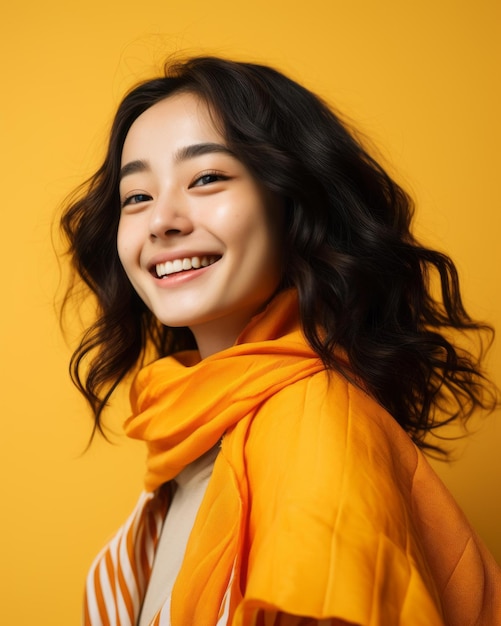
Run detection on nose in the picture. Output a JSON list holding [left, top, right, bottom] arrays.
[[148, 190, 193, 240]]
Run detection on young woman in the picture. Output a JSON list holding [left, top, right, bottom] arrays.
[[61, 56, 501, 626]]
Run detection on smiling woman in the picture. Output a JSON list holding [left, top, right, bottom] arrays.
[[117, 93, 284, 357], [60, 56, 500, 626]]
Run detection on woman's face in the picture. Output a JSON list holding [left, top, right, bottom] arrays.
[[117, 92, 284, 358]]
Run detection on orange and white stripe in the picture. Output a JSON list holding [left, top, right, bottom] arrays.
[[84, 490, 168, 626]]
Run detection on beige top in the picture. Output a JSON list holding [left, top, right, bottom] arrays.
[[138, 445, 220, 626]]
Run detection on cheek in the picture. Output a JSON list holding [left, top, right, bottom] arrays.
[[116, 220, 138, 271], [237, 206, 285, 284], [116, 224, 127, 264], [233, 193, 280, 238]]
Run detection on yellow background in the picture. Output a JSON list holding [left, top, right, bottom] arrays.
[[1, 1, 500, 623]]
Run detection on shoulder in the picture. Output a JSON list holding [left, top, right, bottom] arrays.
[[235, 370, 500, 625], [239, 371, 445, 622], [245, 369, 418, 500]]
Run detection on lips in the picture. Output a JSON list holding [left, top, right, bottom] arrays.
[[155, 255, 220, 278]]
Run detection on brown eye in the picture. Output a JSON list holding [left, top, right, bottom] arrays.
[[190, 171, 229, 188], [121, 193, 151, 207]]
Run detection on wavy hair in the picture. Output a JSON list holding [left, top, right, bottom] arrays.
[[60, 56, 497, 447]]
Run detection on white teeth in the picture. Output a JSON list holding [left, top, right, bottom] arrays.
[[155, 255, 219, 277]]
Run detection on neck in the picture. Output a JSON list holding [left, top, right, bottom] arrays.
[[189, 307, 271, 359], [192, 330, 240, 360]]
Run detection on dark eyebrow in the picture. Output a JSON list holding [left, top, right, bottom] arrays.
[[174, 142, 236, 163], [119, 159, 149, 182]]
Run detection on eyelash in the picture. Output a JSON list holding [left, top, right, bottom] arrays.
[[190, 170, 229, 187], [121, 193, 151, 208]]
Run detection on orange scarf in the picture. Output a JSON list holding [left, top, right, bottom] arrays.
[[84, 290, 501, 626], [124, 290, 324, 493]]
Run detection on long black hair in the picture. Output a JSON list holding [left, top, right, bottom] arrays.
[[60, 56, 497, 447]]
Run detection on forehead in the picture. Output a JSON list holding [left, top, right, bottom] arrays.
[[122, 92, 224, 163]]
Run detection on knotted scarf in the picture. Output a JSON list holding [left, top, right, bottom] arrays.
[[84, 289, 501, 626], [124, 289, 324, 493]]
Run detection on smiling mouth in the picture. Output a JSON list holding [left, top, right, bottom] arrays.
[[154, 255, 221, 278]]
